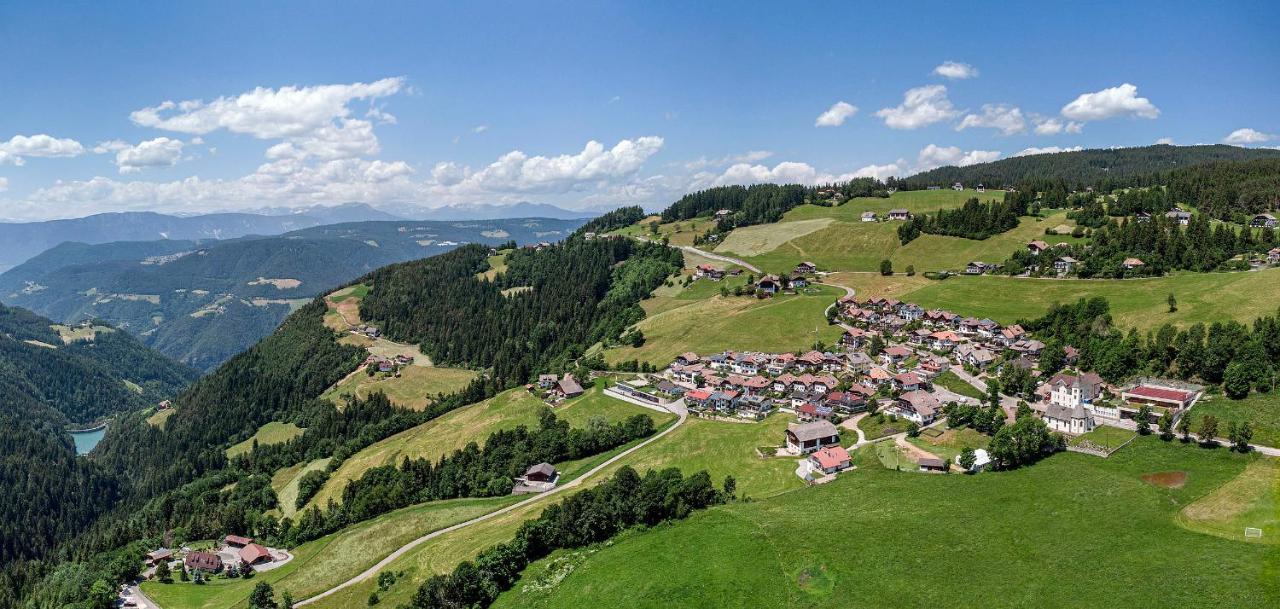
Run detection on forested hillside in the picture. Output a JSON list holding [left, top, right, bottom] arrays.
[[9, 233, 682, 607], [0, 305, 196, 605], [0, 217, 588, 370], [903, 144, 1280, 192]]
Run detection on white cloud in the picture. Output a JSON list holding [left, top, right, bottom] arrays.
[[14, 136, 663, 219], [111, 137, 186, 173], [1013, 146, 1084, 157], [1061, 83, 1159, 121], [472, 124, 489, 134], [263, 119, 380, 161], [916, 144, 1000, 171], [1155, 137, 1175, 145], [815, 101, 858, 127], [1222, 128, 1275, 145], [0, 177, 8, 192], [851, 160, 906, 181], [932, 61, 979, 80], [0, 134, 86, 165], [365, 105, 397, 125], [1032, 116, 1084, 135], [956, 104, 1026, 135], [875, 85, 959, 130], [683, 150, 773, 170]]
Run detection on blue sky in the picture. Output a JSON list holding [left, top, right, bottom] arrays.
[[0, 1, 1276, 220]]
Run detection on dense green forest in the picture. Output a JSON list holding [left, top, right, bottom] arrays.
[[576, 205, 646, 234], [661, 183, 811, 227], [897, 196, 1026, 244], [903, 144, 1280, 192], [1166, 157, 1280, 220]]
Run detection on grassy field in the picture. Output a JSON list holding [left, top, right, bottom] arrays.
[[304, 385, 674, 510], [50, 323, 114, 344], [831, 267, 1280, 332], [1178, 457, 1279, 545], [603, 284, 845, 367], [323, 283, 369, 332], [479, 250, 510, 280], [140, 496, 518, 609], [611, 215, 716, 247], [225, 421, 304, 458], [905, 426, 990, 461], [271, 457, 331, 519], [857, 413, 915, 440], [703, 190, 1087, 275], [1069, 425, 1137, 452], [1187, 390, 1280, 449], [490, 438, 1274, 608], [145, 407, 175, 429], [319, 365, 479, 411], [933, 371, 985, 400]]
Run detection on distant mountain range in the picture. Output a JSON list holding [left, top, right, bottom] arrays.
[[0, 217, 590, 370], [0, 201, 596, 271]]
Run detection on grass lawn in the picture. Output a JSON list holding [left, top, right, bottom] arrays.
[[141, 496, 518, 609], [1069, 425, 1137, 452], [1187, 390, 1280, 449], [857, 413, 915, 440], [611, 216, 716, 247], [323, 283, 369, 331], [933, 370, 984, 400], [906, 427, 990, 461], [833, 267, 1280, 332], [271, 457, 331, 519], [479, 251, 510, 281], [305, 385, 673, 511], [225, 421, 304, 458], [490, 438, 1274, 608], [874, 440, 916, 470], [1178, 457, 1280, 545], [604, 284, 845, 367], [319, 365, 479, 411]]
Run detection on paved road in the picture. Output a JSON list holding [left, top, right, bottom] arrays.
[[296, 398, 688, 606], [676, 244, 761, 274], [824, 283, 856, 320]]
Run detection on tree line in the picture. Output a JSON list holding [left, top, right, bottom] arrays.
[[407, 465, 726, 609], [896, 196, 1026, 244]]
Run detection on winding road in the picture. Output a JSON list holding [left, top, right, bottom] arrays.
[[676, 245, 761, 273], [296, 398, 689, 606]]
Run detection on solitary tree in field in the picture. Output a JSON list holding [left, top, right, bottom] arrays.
[[155, 560, 172, 583], [249, 582, 279, 609], [905, 264, 916, 276], [1234, 421, 1253, 452], [1167, 292, 1177, 313], [879, 259, 893, 276], [1197, 415, 1219, 445], [1135, 405, 1153, 435], [723, 475, 737, 500], [1177, 416, 1192, 443], [1157, 411, 1174, 441], [958, 447, 976, 472]]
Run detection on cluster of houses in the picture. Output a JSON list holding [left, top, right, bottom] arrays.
[[1037, 372, 1202, 434], [144, 534, 279, 578], [364, 353, 414, 373]]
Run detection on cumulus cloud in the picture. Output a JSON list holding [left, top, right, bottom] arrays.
[[111, 137, 186, 173], [1155, 137, 1175, 145], [916, 144, 1000, 171], [1222, 128, 1275, 145], [1061, 83, 1159, 121], [956, 104, 1026, 135], [1032, 116, 1084, 135], [0, 177, 7, 192], [851, 160, 906, 181], [932, 61, 978, 80], [0, 134, 86, 165], [683, 150, 773, 170], [436, 136, 664, 194], [815, 101, 858, 127], [130, 77, 404, 161], [875, 85, 959, 130], [1013, 146, 1084, 158]]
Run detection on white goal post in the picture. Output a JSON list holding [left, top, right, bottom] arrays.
[[1244, 527, 1263, 539]]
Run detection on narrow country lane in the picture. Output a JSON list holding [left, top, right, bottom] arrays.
[[295, 399, 688, 606]]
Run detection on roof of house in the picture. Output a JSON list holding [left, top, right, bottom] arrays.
[[884, 346, 912, 357], [239, 543, 272, 565], [889, 208, 909, 214], [1123, 257, 1145, 266], [1028, 240, 1049, 249], [787, 420, 840, 442], [685, 389, 713, 401], [898, 390, 940, 416], [147, 549, 173, 561], [1125, 385, 1192, 402], [894, 372, 922, 385], [185, 551, 223, 571], [678, 351, 699, 361], [810, 446, 851, 469], [224, 534, 253, 546], [918, 457, 945, 468], [526, 462, 557, 477], [557, 375, 584, 395]]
